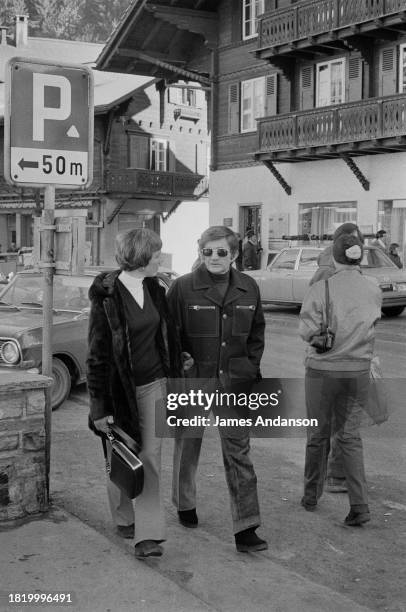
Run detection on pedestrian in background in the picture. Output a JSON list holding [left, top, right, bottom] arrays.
[[371, 229, 387, 252], [167, 225, 268, 552], [388, 243, 403, 268], [310, 222, 364, 494], [87, 228, 184, 558], [242, 229, 260, 270], [235, 233, 244, 271], [299, 234, 382, 526]]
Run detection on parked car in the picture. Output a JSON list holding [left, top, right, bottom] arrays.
[[244, 245, 406, 317], [0, 269, 173, 409]]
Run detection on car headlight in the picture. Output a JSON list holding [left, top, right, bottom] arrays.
[[395, 282, 406, 292], [1, 340, 21, 364]]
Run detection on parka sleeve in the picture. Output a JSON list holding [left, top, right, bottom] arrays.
[[86, 296, 114, 421], [299, 284, 324, 344]]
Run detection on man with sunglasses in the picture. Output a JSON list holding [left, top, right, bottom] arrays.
[[167, 226, 268, 553]]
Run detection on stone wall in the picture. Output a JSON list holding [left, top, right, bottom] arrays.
[[0, 371, 51, 521]]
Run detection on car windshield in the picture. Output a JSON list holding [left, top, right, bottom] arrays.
[[361, 248, 398, 269], [0, 274, 92, 310]]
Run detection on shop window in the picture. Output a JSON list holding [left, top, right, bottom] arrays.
[[298, 202, 357, 236]]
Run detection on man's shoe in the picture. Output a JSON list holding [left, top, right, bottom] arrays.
[[235, 528, 268, 553], [134, 540, 163, 558], [326, 477, 348, 493], [178, 509, 198, 528], [301, 497, 317, 512], [344, 510, 371, 526], [117, 524, 134, 539]]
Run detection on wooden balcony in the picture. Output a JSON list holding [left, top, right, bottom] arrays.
[[255, 93, 406, 162], [257, 0, 406, 58], [106, 169, 208, 198]]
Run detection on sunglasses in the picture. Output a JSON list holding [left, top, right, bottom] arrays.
[[201, 248, 229, 257]]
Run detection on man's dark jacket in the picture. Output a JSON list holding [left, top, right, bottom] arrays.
[[86, 270, 183, 447], [166, 265, 265, 389]]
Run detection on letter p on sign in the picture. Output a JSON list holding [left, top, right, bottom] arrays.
[[4, 57, 94, 188], [33, 74, 72, 142]]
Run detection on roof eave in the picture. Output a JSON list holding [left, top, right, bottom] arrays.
[[96, 0, 147, 71]]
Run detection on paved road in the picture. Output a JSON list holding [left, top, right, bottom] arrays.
[[49, 308, 406, 612]]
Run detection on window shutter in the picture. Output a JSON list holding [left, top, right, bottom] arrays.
[[232, 0, 242, 42], [300, 64, 314, 110], [129, 134, 149, 169], [346, 56, 363, 102], [168, 141, 176, 172], [228, 82, 240, 134], [265, 74, 278, 116], [379, 47, 397, 96]]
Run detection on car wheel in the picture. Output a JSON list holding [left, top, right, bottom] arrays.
[[51, 357, 71, 410], [381, 306, 405, 317]]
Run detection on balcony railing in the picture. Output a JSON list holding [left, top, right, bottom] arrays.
[[258, 0, 406, 51], [106, 169, 208, 198], [256, 93, 406, 160]]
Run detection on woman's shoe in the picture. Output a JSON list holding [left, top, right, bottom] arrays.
[[134, 540, 163, 558]]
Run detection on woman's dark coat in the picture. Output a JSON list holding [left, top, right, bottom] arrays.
[[87, 270, 183, 447]]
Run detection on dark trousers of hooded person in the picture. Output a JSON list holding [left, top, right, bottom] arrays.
[[302, 368, 370, 515]]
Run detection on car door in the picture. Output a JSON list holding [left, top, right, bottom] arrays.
[[260, 249, 300, 302], [292, 248, 322, 302]]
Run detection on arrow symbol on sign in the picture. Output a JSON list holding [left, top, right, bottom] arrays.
[[18, 158, 39, 170]]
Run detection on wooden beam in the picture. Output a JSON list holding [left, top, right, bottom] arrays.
[[263, 160, 292, 195], [341, 155, 370, 191], [117, 49, 211, 84]]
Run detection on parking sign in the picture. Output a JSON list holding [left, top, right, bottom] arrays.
[[4, 57, 94, 189]]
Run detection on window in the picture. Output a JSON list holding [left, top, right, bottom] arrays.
[[299, 249, 321, 270], [168, 86, 197, 107], [242, 0, 265, 40], [150, 139, 167, 171], [241, 77, 265, 132], [272, 249, 299, 270], [298, 202, 357, 236], [316, 59, 345, 107]]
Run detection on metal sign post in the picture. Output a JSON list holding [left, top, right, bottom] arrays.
[[4, 57, 94, 502], [42, 186, 55, 495]]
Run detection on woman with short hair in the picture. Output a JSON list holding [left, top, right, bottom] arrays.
[[87, 228, 184, 558]]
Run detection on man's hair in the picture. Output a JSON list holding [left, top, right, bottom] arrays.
[[376, 230, 386, 238], [115, 228, 162, 271], [198, 226, 239, 256]]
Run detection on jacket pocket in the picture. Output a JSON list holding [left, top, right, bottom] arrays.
[[186, 304, 219, 337], [232, 304, 256, 336]]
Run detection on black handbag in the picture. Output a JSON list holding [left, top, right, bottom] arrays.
[[102, 424, 144, 499], [310, 279, 335, 354]]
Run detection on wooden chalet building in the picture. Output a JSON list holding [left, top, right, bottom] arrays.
[[97, 0, 406, 262], [0, 16, 209, 273]]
